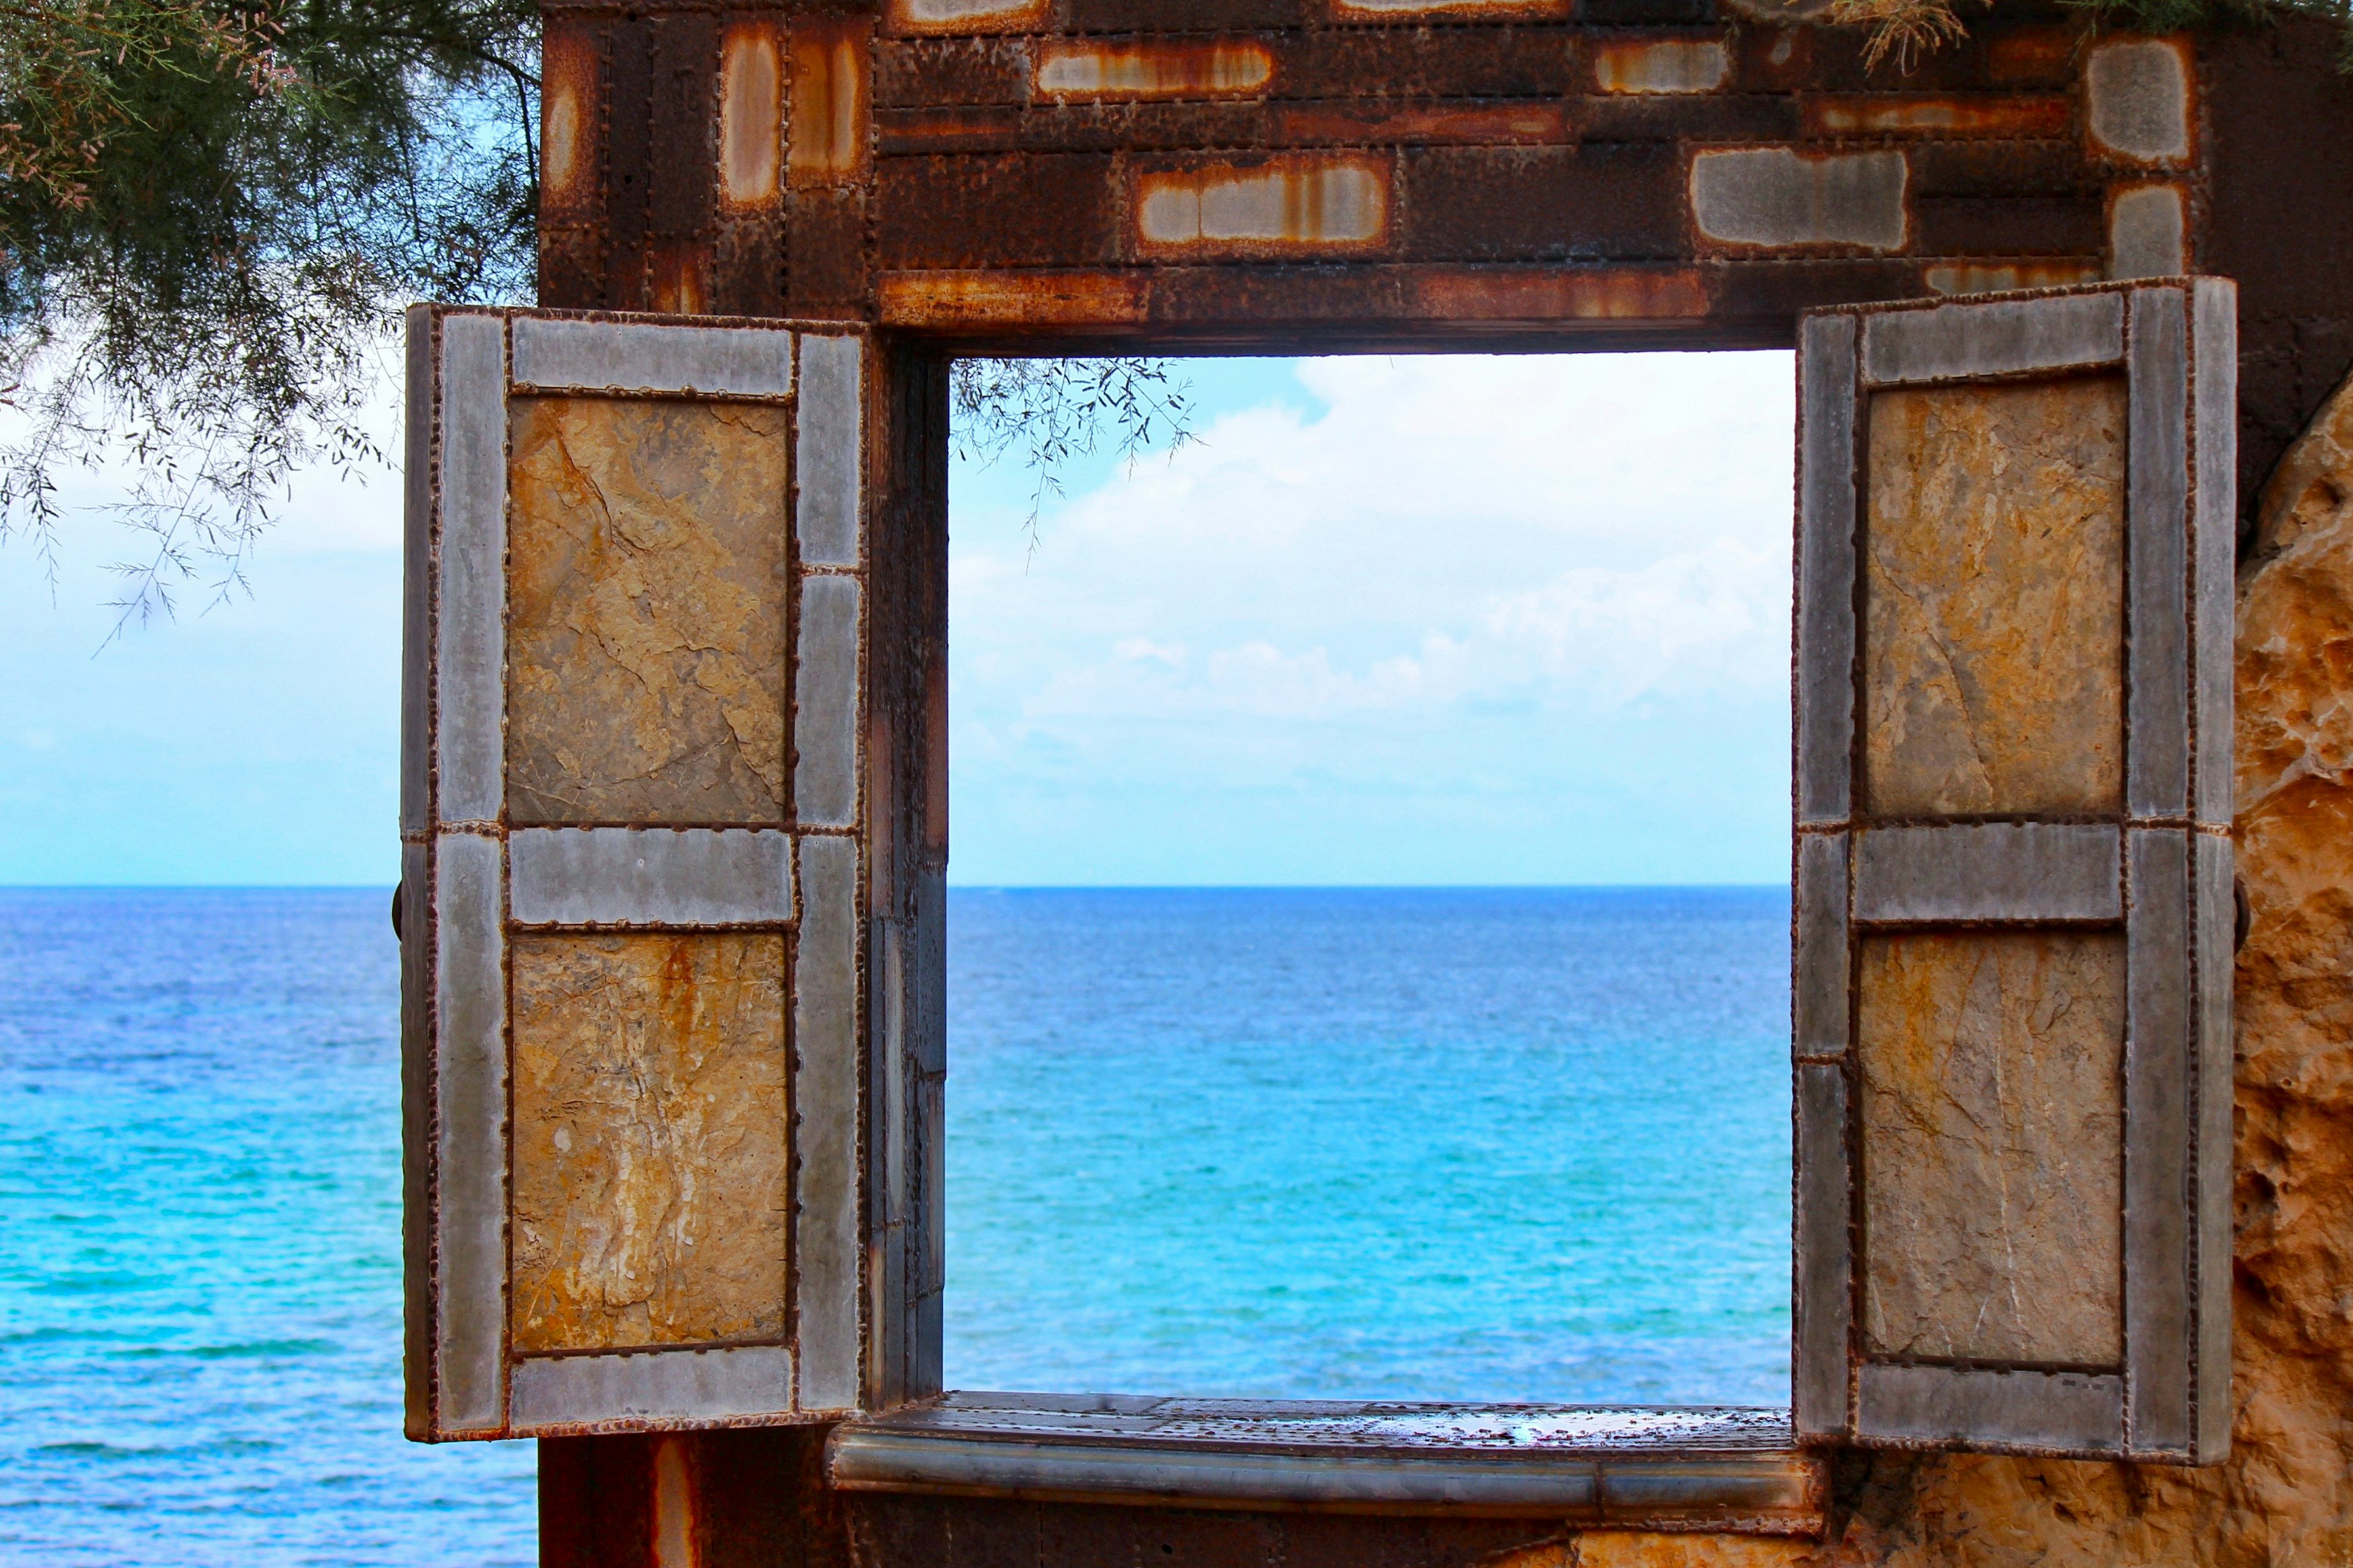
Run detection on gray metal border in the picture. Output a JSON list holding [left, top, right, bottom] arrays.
[[2192, 830, 2235, 1461], [510, 1345, 800, 1432], [1792, 1063, 1852, 1438], [510, 316, 796, 398], [2128, 286, 2192, 819], [1852, 823, 2123, 923], [2126, 827, 2193, 1452], [400, 306, 436, 838], [795, 832, 864, 1412], [795, 575, 863, 829], [432, 828, 508, 1435], [1855, 1365, 2124, 1453], [2191, 280, 2238, 830], [797, 333, 865, 567], [1859, 291, 2125, 386], [1797, 312, 1857, 827], [434, 314, 508, 825], [397, 838, 434, 1439], [508, 827, 797, 926], [1794, 833, 1849, 1062]]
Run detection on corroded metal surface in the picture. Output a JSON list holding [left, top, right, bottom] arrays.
[[510, 931, 790, 1354]]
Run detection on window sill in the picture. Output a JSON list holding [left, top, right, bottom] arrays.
[[826, 1393, 1824, 1532]]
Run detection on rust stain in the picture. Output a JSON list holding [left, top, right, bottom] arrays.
[[877, 269, 1150, 327], [884, 0, 1048, 35], [720, 23, 784, 208], [1805, 94, 2071, 138], [1985, 26, 2080, 86], [1134, 156, 1391, 257], [790, 20, 870, 186], [1592, 39, 1730, 95], [1404, 267, 1710, 322], [651, 1436, 697, 1568], [1273, 102, 1569, 146], [539, 26, 599, 221], [1035, 40, 1275, 100], [1923, 261, 2100, 295], [647, 244, 708, 316]]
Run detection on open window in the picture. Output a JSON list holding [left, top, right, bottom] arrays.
[[399, 280, 2235, 1487]]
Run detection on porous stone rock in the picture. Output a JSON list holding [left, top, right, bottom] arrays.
[[505, 396, 792, 826], [1862, 377, 2128, 818], [509, 931, 790, 1354]]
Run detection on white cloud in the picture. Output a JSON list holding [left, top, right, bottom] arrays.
[[948, 349, 1801, 883]]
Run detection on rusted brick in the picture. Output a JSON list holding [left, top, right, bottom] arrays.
[[645, 241, 711, 313], [2108, 181, 2187, 278], [647, 13, 718, 237], [1280, 26, 1572, 99], [790, 18, 873, 187], [1010, 102, 1273, 154], [1066, 0, 1309, 30], [1690, 146, 1909, 252], [876, 268, 1152, 330], [787, 187, 872, 311], [537, 226, 605, 312], [1805, 95, 2073, 139], [539, 22, 603, 227], [884, 0, 1049, 37], [1035, 39, 1278, 100], [1924, 260, 2101, 295], [713, 213, 786, 316], [1591, 36, 1730, 94], [1271, 100, 1571, 147], [1577, 0, 1714, 26], [1908, 140, 2093, 199], [876, 154, 1120, 268], [1403, 144, 1684, 262], [1333, 0, 1569, 20], [1403, 263, 1709, 320], [1132, 153, 1394, 259], [1577, 92, 1800, 142], [720, 22, 785, 211], [2086, 37, 2194, 165], [874, 38, 1032, 107], [876, 106, 1025, 156], [1734, 25, 1815, 92], [1912, 195, 2105, 256], [1985, 25, 2083, 88], [604, 18, 654, 307]]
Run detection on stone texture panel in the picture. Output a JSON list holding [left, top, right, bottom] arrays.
[[506, 397, 790, 827], [1863, 376, 2128, 817], [510, 932, 790, 1353], [1858, 930, 2126, 1367]]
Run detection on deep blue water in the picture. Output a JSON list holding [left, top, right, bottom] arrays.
[[1, 885, 1789, 1564]]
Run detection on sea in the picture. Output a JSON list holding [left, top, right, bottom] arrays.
[[0, 885, 1790, 1566]]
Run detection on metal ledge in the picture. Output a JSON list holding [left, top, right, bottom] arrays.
[[827, 1394, 1824, 1531]]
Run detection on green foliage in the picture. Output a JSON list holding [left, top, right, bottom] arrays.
[[0, 0, 534, 623]]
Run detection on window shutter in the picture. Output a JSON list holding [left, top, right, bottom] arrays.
[[399, 308, 873, 1439], [1793, 281, 2237, 1463]]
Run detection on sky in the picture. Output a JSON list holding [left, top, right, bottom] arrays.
[[0, 349, 1795, 887]]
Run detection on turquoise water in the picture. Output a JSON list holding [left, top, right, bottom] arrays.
[[1, 885, 1789, 1562]]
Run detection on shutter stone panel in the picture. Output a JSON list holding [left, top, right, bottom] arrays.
[[398, 306, 874, 1439], [1793, 281, 2235, 1463]]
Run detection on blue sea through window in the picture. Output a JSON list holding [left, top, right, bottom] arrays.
[[944, 351, 1798, 1405]]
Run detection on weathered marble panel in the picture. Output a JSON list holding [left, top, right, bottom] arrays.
[[1863, 377, 2127, 817], [1858, 930, 2125, 1366], [507, 398, 790, 825], [510, 932, 790, 1352]]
